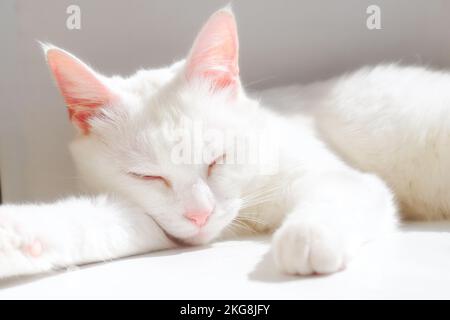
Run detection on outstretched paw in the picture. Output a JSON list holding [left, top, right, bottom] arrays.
[[272, 221, 350, 275], [0, 219, 42, 258], [0, 216, 48, 278]]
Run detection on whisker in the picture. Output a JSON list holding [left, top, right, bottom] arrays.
[[236, 215, 267, 226], [244, 75, 278, 89], [229, 220, 257, 234]]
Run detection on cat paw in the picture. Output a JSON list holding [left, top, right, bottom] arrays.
[[272, 221, 350, 275], [0, 217, 47, 278], [0, 219, 42, 257]]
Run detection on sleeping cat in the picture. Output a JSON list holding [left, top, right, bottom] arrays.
[[1, 7, 448, 278]]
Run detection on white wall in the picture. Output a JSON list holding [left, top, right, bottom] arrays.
[[2, 0, 450, 202]]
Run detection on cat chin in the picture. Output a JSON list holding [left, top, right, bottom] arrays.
[[152, 217, 217, 246], [169, 228, 218, 246], [184, 231, 219, 245], [165, 227, 219, 246]]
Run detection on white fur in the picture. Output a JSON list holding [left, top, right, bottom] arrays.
[[0, 196, 174, 277], [5, 9, 448, 278], [261, 64, 450, 220], [0, 60, 399, 277]]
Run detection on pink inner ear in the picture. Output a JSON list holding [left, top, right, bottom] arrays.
[[47, 49, 112, 134], [186, 9, 239, 92]]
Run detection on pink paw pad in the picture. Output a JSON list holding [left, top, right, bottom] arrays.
[[24, 239, 43, 257]]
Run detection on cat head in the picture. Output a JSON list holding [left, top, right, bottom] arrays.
[[43, 8, 271, 245]]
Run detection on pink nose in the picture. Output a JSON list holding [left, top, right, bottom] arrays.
[[184, 211, 210, 227]]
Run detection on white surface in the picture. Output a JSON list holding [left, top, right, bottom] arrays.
[[1, 222, 450, 299]]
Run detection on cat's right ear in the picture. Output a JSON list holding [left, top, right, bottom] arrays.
[[42, 44, 117, 134]]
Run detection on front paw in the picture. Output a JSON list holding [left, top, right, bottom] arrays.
[[0, 217, 43, 257], [0, 216, 47, 278], [272, 221, 350, 275]]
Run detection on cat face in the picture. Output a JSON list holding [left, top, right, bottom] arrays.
[[44, 8, 261, 244]]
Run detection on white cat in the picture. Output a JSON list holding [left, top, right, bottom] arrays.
[[3, 7, 446, 279]]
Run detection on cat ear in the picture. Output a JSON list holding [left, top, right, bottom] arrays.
[[43, 44, 117, 134], [185, 7, 240, 94]]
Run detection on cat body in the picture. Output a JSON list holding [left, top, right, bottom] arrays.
[[262, 64, 450, 220], [0, 8, 446, 279]]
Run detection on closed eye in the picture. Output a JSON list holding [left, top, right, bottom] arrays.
[[208, 154, 226, 177], [128, 172, 171, 187]]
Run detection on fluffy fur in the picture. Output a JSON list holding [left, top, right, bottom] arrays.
[[2, 8, 446, 278]]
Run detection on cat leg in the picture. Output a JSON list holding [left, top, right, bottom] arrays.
[[0, 195, 174, 278], [272, 170, 398, 275]]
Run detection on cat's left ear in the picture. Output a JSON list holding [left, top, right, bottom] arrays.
[[185, 7, 240, 94]]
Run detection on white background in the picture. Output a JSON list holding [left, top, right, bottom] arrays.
[[2, 0, 450, 202]]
